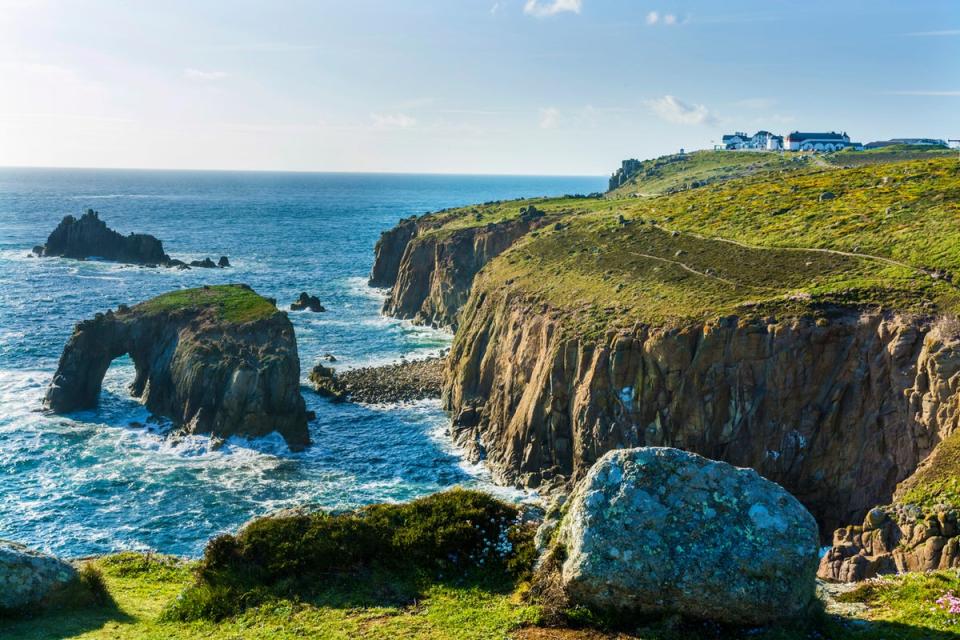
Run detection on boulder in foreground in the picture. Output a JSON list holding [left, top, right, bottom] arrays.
[[537, 447, 820, 626], [44, 284, 310, 448], [0, 540, 77, 612]]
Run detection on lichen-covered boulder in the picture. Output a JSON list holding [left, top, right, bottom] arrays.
[[541, 447, 819, 625], [0, 541, 77, 611]]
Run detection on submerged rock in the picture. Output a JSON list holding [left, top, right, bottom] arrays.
[[44, 284, 310, 448], [0, 540, 77, 611], [537, 447, 819, 625], [38, 209, 169, 265], [290, 292, 325, 312]]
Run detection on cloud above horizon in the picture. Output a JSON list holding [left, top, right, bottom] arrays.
[[371, 113, 417, 129], [183, 68, 228, 81], [539, 107, 561, 128], [646, 95, 716, 125], [523, 0, 582, 18], [646, 10, 683, 26]]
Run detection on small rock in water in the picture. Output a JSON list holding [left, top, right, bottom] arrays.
[[290, 292, 325, 312], [217, 255, 230, 268]]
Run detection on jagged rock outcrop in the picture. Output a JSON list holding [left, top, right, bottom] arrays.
[[818, 504, 960, 582], [35, 209, 229, 269], [443, 285, 960, 535], [0, 541, 77, 611], [371, 212, 549, 330], [536, 447, 819, 625], [38, 209, 170, 264], [44, 284, 310, 448], [290, 292, 325, 312]]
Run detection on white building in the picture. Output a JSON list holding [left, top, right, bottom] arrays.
[[784, 131, 862, 152], [721, 130, 783, 151]]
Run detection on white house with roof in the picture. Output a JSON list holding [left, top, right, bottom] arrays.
[[721, 131, 783, 151], [784, 131, 862, 151]]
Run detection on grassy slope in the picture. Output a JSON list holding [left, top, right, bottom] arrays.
[[415, 153, 959, 334], [608, 150, 807, 198], [134, 284, 277, 323], [3, 554, 960, 639]]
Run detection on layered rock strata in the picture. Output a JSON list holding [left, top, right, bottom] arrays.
[[44, 285, 310, 448]]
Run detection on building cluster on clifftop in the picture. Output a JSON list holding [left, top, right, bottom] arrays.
[[719, 130, 950, 152]]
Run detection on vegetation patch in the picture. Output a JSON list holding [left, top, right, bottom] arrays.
[[163, 488, 537, 621], [896, 427, 960, 510], [134, 284, 277, 323]]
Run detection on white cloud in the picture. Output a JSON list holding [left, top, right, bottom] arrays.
[[886, 90, 960, 96], [490, 2, 500, 14], [905, 29, 960, 37], [539, 107, 561, 129], [371, 113, 417, 129], [646, 10, 686, 26], [663, 13, 677, 25], [523, 0, 581, 17], [183, 68, 228, 81], [646, 95, 715, 125], [646, 11, 659, 25]]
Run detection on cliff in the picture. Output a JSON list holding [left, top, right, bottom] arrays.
[[370, 205, 554, 330], [44, 284, 310, 448], [371, 154, 960, 540]]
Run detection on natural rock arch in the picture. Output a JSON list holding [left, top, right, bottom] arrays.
[[45, 285, 310, 448]]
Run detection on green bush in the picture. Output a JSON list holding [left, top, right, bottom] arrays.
[[164, 489, 536, 621]]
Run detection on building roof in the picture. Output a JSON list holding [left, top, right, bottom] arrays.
[[786, 131, 848, 141]]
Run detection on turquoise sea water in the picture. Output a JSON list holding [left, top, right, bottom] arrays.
[[0, 168, 605, 557]]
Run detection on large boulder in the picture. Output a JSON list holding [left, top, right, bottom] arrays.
[[44, 284, 311, 449], [0, 541, 77, 611], [539, 447, 820, 625]]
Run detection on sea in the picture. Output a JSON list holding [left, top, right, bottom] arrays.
[[0, 168, 605, 558]]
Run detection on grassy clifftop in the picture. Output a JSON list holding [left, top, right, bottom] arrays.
[[134, 284, 277, 323], [411, 152, 960, 333]]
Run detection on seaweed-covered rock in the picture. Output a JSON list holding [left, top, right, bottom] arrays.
[[540, 447, 819, 625], [44, 285, 310, 448], [0, 540, 77, 611]]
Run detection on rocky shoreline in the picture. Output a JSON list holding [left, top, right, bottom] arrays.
[[310, 356, 445, 404]]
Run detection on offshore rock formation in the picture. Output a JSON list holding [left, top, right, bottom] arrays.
[[35, 209, 229, 269], [537, 448, 819, 625], [44, 285, 310, 448], [37, 209, 169, 265], [443, 286, 960, 535], [371, 209, 549, 330], [290, 292, 325, 312]]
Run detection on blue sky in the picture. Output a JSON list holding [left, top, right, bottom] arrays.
[[1, 0, 957, 174]]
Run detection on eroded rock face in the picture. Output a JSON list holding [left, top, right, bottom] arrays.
[[373, 215, 549, 330], [818, 505, 960, 582], [39, 209, 169, 265], [444, 286, 960, 535], [44, 285, 310, 448], [540, 448, 819, 625], [0, 540, 77, 611]]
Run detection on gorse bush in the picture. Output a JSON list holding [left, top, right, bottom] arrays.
[[164, 488, 536, 621]]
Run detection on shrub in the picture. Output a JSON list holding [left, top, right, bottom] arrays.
[[165, 488, 536, 621]]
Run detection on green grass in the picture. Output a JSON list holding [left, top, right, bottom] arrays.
[[451, 155, 960, 335], [896, 426, 960, 510], [608, 150, 807, 198], [6, 552, 960, 639], [133, 284, 277, 323]]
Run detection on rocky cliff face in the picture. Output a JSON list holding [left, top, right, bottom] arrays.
[[442, 285, 960, 535], [44, 285, 310, 448], [371, 211, 548, 330]]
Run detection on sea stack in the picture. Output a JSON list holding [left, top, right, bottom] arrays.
[[37, 209, 170, 265], [44, 284, 311, 448]]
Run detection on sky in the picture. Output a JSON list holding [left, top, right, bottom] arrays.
[[1, 0, 958, 175]]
